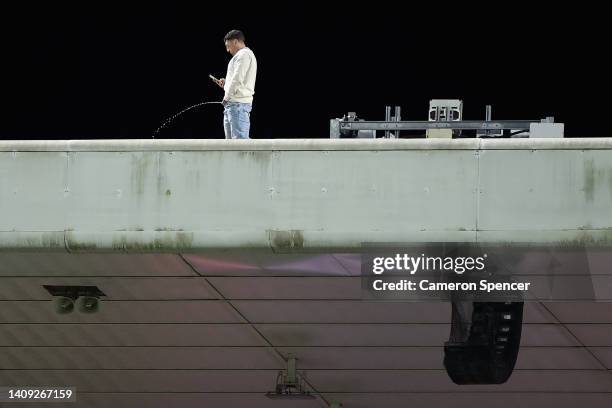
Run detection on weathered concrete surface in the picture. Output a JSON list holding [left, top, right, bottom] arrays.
[[1, 139, 611, 252]]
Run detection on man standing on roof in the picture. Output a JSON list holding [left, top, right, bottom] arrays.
[[213, 30, 257, 139]]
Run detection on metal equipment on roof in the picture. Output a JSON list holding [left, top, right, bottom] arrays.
[[330, 99, 564, 139]]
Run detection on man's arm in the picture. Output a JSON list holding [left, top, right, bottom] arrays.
[[223, 52, 249, 102]]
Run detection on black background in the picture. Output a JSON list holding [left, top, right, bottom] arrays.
[[2, 2, 608, 139]]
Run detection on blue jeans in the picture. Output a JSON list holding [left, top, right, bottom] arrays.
[[223, 102, 252, 139]]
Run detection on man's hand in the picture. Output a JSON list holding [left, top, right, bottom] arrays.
[[215, 78, 225, 88]]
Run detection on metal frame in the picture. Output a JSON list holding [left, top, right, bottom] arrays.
[[330, 102, 557, 138], [265, 353, 315, 399], [340, 120, 539, 131], [330, 120, 556, 138]]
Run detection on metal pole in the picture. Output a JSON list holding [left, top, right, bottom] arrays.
[[286, 353, 296, 385], [485, 105, 492, 136], [385, 106, 391, 138], [395, 106, 401, 138]]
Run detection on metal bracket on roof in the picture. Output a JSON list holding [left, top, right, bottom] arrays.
[[265, 353, 315, 400]]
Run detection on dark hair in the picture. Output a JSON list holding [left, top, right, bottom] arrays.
[[224, 30, 245, 43]]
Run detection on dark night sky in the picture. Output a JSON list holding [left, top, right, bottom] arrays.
[[1, 2, 609, 139]]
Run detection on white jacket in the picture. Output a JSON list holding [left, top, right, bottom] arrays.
[[224, 47, 257, 103]]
